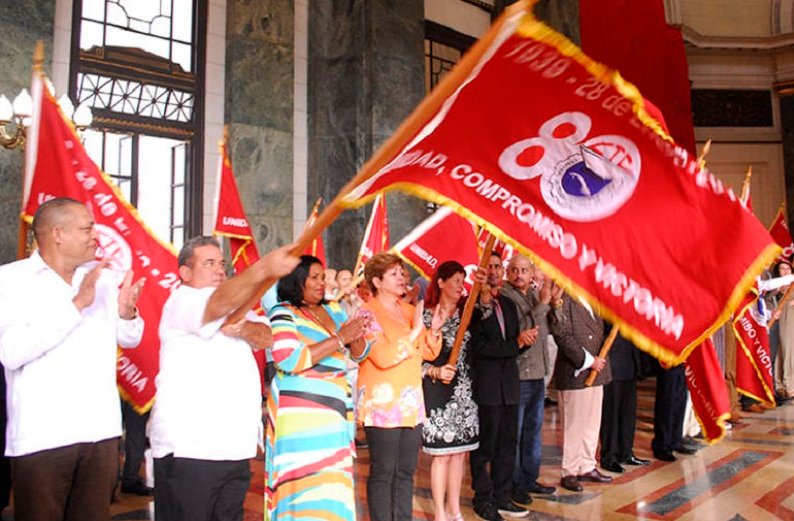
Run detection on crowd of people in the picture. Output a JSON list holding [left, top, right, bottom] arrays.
[[0, 197, 791, 521]]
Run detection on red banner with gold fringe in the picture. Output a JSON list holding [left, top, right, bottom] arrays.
[[336, 0, 778, 365], [22, 73, 177, 412]]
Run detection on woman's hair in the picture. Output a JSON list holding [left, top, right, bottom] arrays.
[[364, 252, 403, 296], [277, 255, 325, 307], [424, 260, 466, 308], [774, 259, 793, 278]]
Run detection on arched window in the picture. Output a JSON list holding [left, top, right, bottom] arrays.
[[69, 0, 207, 248]]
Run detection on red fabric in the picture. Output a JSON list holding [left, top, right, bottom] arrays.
[[353, 194, 390, 278], [733, 287, 775, 406], [339, 6, 777, 363], [212, 142, 266, 393], [214, 142, 260, 271], [580, 0, 696, 154], [769, 205, 794, 260], [23, 75, 177, 411], [684, 338, 730, 442], [392, 207, 480, 293]]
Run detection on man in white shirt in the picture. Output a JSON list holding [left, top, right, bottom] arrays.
[[149, 236, 297, 521], [0, 197, 145, 521]]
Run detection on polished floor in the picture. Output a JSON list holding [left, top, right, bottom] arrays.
[[10, 378, 792, 520]]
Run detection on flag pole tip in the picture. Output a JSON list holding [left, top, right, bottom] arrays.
[[33, 41, 45, 72]]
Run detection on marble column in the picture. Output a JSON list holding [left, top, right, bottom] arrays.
[[225, 0, 294, 253], [308, 0, 426, 270], [0, 1, 55, 263]]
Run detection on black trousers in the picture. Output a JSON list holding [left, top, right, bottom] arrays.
[[153, 455, 251, 521], [652, 365, 686, 454], [121, 400, 150, 487], [470, 403, 518, 507], [600, 378, 637, 465], [364, 426, 421, 521]]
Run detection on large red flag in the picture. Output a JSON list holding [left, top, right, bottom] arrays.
[[685, 338, 730, 443], [212, 139, 268, 393], [22, 73, 177, 412], [392, 207, 481, 292], [213, 140, 260, 271], [336, 0, 778, 365], [769, 203, 794, 260], [353, 194, 390, 278]]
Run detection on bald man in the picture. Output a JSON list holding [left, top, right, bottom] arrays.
[[0, 197, 145, 521]]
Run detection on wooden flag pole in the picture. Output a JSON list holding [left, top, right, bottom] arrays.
[[17, 41, 45, 260], [585, 324, 619, 387], [446, 234, 496, 372], [768, 283, 794, 329]]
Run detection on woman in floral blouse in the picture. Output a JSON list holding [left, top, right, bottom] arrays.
[[357, 252, 445, 521]]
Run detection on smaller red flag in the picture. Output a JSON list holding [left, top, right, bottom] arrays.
[[684, 338, 730, 443], [353, 194, 390, 278], [392, 207, 480, 292], [769, 203, 794, 260], [733, 287, 775, 407], [213, 141, 260, 272]]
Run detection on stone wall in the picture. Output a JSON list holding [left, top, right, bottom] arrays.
[[0, 1, 55, 263], [225, 0, 294, 253]]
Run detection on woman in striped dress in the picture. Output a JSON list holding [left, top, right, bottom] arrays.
[[266, 255, 371, 520]]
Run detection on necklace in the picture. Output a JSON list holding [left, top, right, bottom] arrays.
[[300, 305, 338, 336]]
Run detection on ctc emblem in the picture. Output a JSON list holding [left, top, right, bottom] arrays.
[[498, 112, 641, 222]]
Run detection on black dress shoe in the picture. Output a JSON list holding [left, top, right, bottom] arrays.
[[474, 502, 503, 521], [621, 456, 651, 466], [601, 461, 624, 473], [561, 475, 583, 492], [527, 482, 556, 494], [654, 451, 676, 462], [496, 500, 529, 518], [120, 481, 154, 496], [673, 446, 697, 455], [511, 489, 532, 506], [578, 468, 613, 483]]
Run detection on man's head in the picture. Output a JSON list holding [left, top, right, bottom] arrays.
[[486, 252, 504, 288], [506, 254, 533, 292], [324, 268, 338, 291], [32, 197, 97, 266], [178, 236, 226, 289], [336, 269, 353, 293]]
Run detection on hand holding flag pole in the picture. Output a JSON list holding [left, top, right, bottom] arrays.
[[446, 233, 496, 373], [768, 283, 794, 329], [585, 324, 619, 387]]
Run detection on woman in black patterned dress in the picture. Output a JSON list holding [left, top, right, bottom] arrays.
[[422, 261, 479, 521]]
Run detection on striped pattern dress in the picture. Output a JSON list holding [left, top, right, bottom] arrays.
[[266, 301, 367, 521]]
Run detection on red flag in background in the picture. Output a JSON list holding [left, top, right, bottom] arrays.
[[337, 1, 778, 365], [353, 194, 390, 279], [23, 72, 177, 412], [213, 139, 260, 271], [769, 203, 794, 260], [733, 287, 775, 407], [393, 207, 481, 293], [732, 177, 775, 407], [580, 0, 696, 154], [212, 137, 268, 393], [685, 338, 730, 443], [303, 198, 326, 266]]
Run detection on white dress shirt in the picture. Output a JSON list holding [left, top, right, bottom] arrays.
[[148, 285, 264, 461], [0, 252, 143, 456]]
